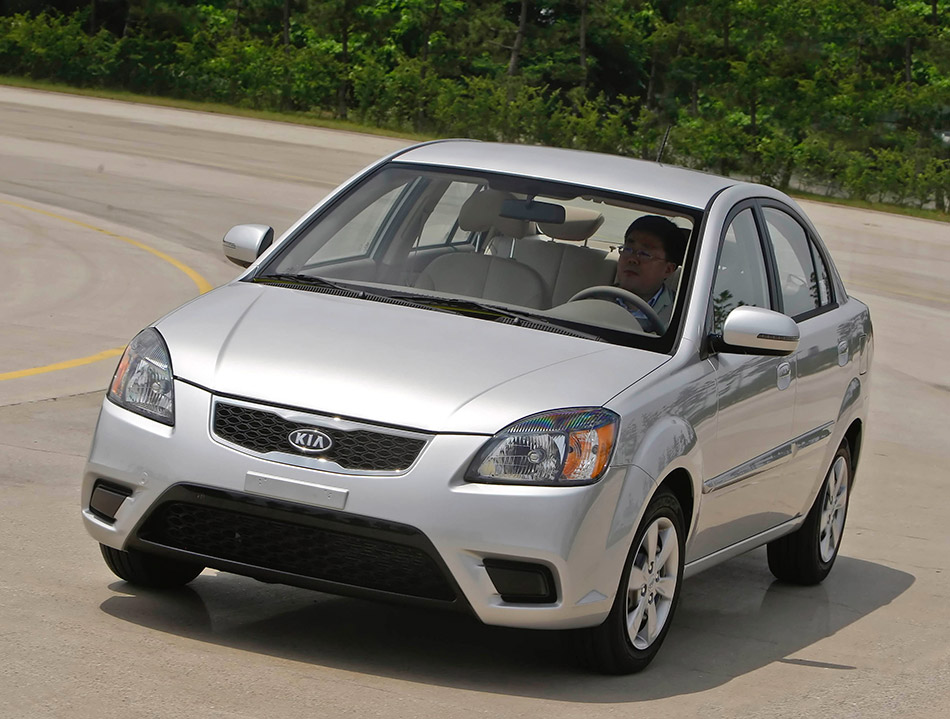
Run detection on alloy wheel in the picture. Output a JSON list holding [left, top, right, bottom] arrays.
[[819, 455, 849, 563], [625, 516, 679, 650]]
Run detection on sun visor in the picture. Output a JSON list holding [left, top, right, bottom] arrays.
[[538, 206, 605, 241]]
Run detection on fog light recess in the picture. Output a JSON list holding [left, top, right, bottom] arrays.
[[89, 481, 132, 523], [483, 559, 557, 604]]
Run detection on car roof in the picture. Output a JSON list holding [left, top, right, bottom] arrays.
[[393, 140, 738, 210]]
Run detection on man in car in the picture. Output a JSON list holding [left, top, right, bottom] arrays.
[[616, 215, 685, 328]]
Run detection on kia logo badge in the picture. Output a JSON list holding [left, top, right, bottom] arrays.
[[288, 428, 333, 454]]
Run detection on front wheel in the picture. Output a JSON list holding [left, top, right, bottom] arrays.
[[100, 544, 204, 588], [571, 489, 685, 674], [767, 441, 852, 585]]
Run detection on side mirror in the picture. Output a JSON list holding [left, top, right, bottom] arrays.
[[223, 224, 274, 268], [711, 306, 800, 356]]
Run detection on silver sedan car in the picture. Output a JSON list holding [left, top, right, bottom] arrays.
[[81, 141, 872, 673]]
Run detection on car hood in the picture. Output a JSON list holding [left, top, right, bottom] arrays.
[[155, 282, 668, 434]]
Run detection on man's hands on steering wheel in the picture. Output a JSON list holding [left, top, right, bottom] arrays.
[[567, 286, 668, 334]]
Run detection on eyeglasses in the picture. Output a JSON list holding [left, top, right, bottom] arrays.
[[618, 245, 668, 263]]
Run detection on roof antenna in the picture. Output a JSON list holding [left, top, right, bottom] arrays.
[[656, 125, 672, 163]]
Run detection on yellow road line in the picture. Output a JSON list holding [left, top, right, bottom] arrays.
[[0, 198, 213, 293], [0, 348, 124, 381], [0, 198, 213, 381]]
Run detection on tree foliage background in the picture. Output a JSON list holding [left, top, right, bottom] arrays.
[[1, 0, 948, 210]]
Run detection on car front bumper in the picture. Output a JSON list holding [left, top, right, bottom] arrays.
[[81, 380, 654, 630]]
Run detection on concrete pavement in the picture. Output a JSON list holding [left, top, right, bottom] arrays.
[[0, 85, 947, 719]]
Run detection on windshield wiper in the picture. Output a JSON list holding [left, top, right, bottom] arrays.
[[249, 278, 601, 341], [250, 273, 364, 295], [250, 275, 478, 316], [492, 308, 605, 341], [383, 294, 521, 319], [378, 292, 604, 341]]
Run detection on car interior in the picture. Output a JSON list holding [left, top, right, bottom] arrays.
[[262, 167, 697, 336]]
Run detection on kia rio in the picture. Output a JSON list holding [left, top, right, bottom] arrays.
[[81, 140, 872, 673]]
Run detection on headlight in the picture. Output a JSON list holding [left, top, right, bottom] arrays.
[[466, 408, 619, 486], [107, 328, 175, 426]]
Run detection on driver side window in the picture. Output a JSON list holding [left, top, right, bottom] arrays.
[[763, 207, 832, 317], [712, 209, 771, 333]]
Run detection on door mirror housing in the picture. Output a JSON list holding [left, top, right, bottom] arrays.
[[223, 224, 274, 268], [710, 306, 800, 356]]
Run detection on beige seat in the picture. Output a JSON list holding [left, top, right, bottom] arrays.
[[514, 239, 616, 306], [414, 253, 546, 307], [511, 207, 615, 307], [413, 189, 545, 307]]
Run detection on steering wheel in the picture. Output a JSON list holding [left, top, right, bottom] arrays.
[[568, 285, 668, 334]]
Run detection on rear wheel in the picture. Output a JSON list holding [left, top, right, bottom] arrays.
[[767, 441, 851, 585], [572, 490, 685, 674], [100, 544, 204, 588]]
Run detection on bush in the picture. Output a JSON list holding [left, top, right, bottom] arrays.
[[0, 12, 116, 86], [352, 55, 441, 131], [2, 7, 946, 215]]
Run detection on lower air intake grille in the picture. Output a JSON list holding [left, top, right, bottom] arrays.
[[139, 500, 456, 601]]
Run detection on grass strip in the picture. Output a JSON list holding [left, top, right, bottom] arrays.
[[789, 188, 949, 224]]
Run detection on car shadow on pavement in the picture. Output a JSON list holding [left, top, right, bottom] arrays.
[[99, 549, 912, 702]]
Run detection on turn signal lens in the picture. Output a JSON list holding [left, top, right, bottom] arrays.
[[466, 408, 618, 486]]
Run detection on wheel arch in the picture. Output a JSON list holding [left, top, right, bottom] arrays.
[[656, 468, 695, 538], [844, 419, 863, 481], [619, 413, 703, 543]]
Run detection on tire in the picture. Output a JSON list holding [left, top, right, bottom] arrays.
[[767, 441, 852, 585], [572, 489, 686, 674], [100, 544, 204, 588]]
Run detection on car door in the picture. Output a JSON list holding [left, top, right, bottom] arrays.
[[758, 202, 854, 514], [690, 204, 797, 560]]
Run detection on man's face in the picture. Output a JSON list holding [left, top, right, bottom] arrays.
[[616, 230, 678, 299]]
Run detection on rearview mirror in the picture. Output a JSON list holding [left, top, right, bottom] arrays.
[[223, 224, 274, 268], [711, 306, 800, 356], [500, 199, 566, 224]]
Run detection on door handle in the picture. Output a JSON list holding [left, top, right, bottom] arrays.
[[777, 362, 792, 390]]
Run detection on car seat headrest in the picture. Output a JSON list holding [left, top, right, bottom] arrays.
[[458, 189, 528, 238]]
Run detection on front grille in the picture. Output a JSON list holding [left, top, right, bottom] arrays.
[[139, 499, 456, 601], [213, 402, 426, 471]]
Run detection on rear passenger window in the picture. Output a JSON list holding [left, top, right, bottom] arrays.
[[415, 181, 481, 248], [711, 209, 771, 333], [763, 208, 832, 317], [810, 240, 833, 306]]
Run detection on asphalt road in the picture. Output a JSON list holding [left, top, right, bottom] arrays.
[[1, 86, 947, 719]]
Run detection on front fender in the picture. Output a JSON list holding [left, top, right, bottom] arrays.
[[610, 414, 703, 548]]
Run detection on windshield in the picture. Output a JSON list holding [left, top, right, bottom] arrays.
[[256, 164, 701, 351]]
